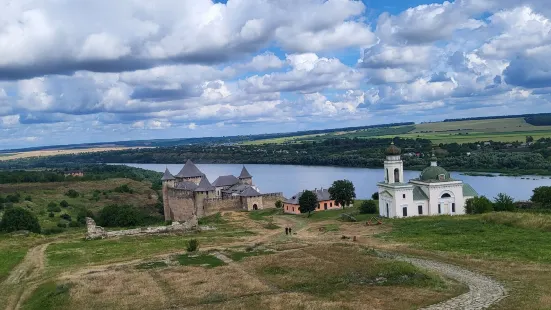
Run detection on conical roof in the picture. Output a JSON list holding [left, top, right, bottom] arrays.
[[195, 175, 215, 192], [240, 186, 261, 197], [161, 168, 175, 181], [385, 142, 401, 155], [239, 166, 252, 179], [176, 159, 203, 178]]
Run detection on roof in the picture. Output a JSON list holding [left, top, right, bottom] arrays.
[[463, 183, 478, 197], [420, 166, 451, 181], [176, 160, 203, 178], [195, 175, 215, 192], [212, 175, 239, 187], [223, 183, 250, 194], [161, 168, 175, 181], [413, 186, 428, 201], [385, 142, 401, 155], [174, 181, 198, 190], [239, 166, 252, 179], [240, 187, 261, 197], [285, 188, 331, 204]]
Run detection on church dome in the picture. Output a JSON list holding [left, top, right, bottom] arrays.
[[420, 166, 451, 181], [385, 142, 401, 155]]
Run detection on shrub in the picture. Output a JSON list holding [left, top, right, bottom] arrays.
[[114, 184, 133, 193], [531, 186, 551, 207], [186, 239, 199, 252], [77, 209, 94, 224], [60, 214, 72, 221], [371, 192, 379, 200], [48, 212, 55, 218], [359, 200, 378, 214], [68, 221, 80, 228], [60, 200, 69, 208], [65, 189, 79, 198], [493, 193, 516, 212], [96, 205, 156, 227], [0, 207, 41, 233], [6, 193, 21, 203], [465, 196, 494, 214], [275, 200, 283, 209], [57, 222, 68, 228], [47, 202, 61, 212], [42, 227, 65, 235], [24, 196, 32, 202]]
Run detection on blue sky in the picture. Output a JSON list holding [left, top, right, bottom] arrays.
[[1, 0, 551, 149]]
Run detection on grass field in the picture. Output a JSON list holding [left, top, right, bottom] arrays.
[[243, 117, 551, 145], [0, 147, 147, 161]]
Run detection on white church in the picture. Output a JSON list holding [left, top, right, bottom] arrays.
[[377, 143, 478, 218]]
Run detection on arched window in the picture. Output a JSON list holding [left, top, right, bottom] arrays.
[[394, 168, 400, 183], [441, 193, 451, 198], [386, 169, 389, 182]]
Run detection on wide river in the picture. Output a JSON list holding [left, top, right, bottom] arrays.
[[122, 163, 551, 201]]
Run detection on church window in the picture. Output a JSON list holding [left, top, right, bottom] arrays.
[[441, 193, 451, 198], [402, 207, 407, 217], [418, 205, 423, 215], [438, 204, 441, 214], [402, 194, 406, 199], [452, 203, 456, 212], [386, 169, 389, 182]]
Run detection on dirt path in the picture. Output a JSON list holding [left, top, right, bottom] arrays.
[[3, 243, 51, 310], [395, 255, 507, 310]]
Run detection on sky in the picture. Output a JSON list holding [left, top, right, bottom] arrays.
[[2, 0, 551, 149]]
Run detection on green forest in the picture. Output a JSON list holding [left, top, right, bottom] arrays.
[[1, 137, 551, 175]]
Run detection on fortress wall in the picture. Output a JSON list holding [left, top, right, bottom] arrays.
[[261, 193, 285, 209], [203, 197, 243, 215], [166, 188, 197, 224]]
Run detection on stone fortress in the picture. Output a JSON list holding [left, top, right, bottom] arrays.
[[162, 160, 284, 225]]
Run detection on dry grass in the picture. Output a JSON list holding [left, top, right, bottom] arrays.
[[0, 147, 148, 161], [482, 212, 551, 232]]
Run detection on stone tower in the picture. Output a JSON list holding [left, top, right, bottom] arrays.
[[383, 142, 404, 184], [239, 166, 253, 185], [161, 167, 175, 220]]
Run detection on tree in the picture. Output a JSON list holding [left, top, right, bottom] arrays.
[[531, 186, 551, 207], [359, 200, 378, 214], [526, 136, 534, 143], [298, 190, 318, 217], [465, 196, 494, 214], [60, 200, 69, 208], [65, 189, 79, 198], [47, 202, 61, 212], [0, 207, 41, 233], [97, 205, 151, 227], [371, 192, 379, 200], [275, 200, 283, 209], [328, 180, 356, 209], [493, 193, 515, 212]]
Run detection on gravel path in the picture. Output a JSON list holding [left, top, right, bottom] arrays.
[[395, 255, 507, 310]]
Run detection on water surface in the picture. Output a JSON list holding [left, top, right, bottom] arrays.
[[122, 163, 551, 200]]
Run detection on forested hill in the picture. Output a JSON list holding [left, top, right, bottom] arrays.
[[2, 137, 551, 175], [442, 112, 551, 126]]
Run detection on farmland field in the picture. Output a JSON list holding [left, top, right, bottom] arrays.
[[244, 117, 551, 145]]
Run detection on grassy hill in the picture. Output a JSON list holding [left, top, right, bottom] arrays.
[[0, 178, 162, 232]]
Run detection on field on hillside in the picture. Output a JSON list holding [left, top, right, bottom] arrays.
[[0, 178, 161, 232], [0, 206, 550, 309], [0, 147, 148, 161], [244, 117, 551, 145]]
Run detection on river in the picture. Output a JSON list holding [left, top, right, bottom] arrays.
[[121, 163, 551, 201]]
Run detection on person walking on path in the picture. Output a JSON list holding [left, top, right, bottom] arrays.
[[285, 227, 289, 235], [289, 227, 293, 235]]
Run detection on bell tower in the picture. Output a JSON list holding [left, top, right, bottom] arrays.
[[384, 142, 403, 184]]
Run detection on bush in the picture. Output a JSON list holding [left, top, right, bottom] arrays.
[[96, 205, 156, 227], [275, 200, 283, 209], [186, 239, 199, 252], [531, 186, 551, 207], [114, 184, 133, 193], [371, 192, 379, 200], [60, 214, 72, 221], [47, 202, 61, 212], [24, 196, 32, 202], [48, 212, 55, 218], [57, 222, 67, 228], [5, 193, 21, 203], [0, 207, 41, 233], [68, 221, 80, 227], [65, 189, 80, 198], [465, 196, 494, 214], [60, 200, 69, 208], [77, 209, 94, 224], [359, 200, 378, 214], [493, 193, 516, 212]]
